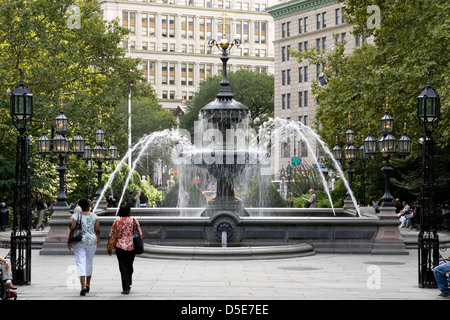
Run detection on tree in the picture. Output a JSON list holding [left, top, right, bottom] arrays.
[[0, 0, 153, 206], [180, 69, 274, 135], [289, 0, 450, 208]]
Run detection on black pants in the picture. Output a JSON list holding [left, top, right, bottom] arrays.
[[115, 247, 136, 291]]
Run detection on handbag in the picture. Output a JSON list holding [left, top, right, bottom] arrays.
[[107, 222, 118, 250], [133, 218, 143, 255], [68, 213, 82, 244]]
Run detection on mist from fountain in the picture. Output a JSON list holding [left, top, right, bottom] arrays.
[[92, 117, 360, 217]]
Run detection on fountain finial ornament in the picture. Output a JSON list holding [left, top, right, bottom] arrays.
[[208, 10, 241, 101]]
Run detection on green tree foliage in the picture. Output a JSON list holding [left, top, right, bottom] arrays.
[[244, 179, 287, 208], [0, 0, 171, 207], [290, 0, 449, 208], [180, 69, 274, 134]]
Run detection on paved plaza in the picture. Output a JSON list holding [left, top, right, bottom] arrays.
[[1, 229, 449, 302]]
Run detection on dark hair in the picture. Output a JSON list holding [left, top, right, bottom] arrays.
[[118, 204, 131, 217], [78, 198, 90, 211]]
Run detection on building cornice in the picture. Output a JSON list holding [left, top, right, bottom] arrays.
[[266, 0, 337, 20]]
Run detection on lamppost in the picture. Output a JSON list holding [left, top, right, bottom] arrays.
[[358, 136, 369, 206], [417, 72, 440, 288], [363, 102, 411, 255], [37, 107, 85, 206], [83, 118, 119, 203], [9, 69, 33, 285], [343, 115, 357, 204], [331, 113, 358, 212]]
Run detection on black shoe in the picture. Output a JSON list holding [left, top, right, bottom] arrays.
[[80, 288, 87, 296], [439, 292, 450, 298], [85, 285, 90, 293]]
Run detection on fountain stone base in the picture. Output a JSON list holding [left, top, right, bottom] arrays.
[[201, 197, 250, 217]]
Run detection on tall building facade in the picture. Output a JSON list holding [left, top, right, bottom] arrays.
[[99, 0, 277, 113], [266, 0, 370, 178]]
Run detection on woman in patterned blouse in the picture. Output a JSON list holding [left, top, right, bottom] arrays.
[[108, 204, 143, 294], [68, 198, 100, 296]]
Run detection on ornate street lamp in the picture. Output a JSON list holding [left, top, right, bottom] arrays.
[[9, 69, 33, 285], [358, 137, 368, 206], [363, 124, 377, 156], [378, 107, 396, 207], [38, 106, 85, 206], [83, 117, 119, 199], [417, 72, 441, 288], [331, 137, 342, 161]]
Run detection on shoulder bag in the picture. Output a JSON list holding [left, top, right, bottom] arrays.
[[107, 221, 118, 250], [68, 213, 82, 244], [133, 218, 144, 254]]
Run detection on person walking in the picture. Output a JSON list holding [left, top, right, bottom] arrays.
[[106, 188, 117, 208], [34, 192, 47, 230], [108, 204, 143, 294], [68, 198, 100, 296]]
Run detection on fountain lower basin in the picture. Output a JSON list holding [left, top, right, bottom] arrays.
[[95, 207, 406, 258]]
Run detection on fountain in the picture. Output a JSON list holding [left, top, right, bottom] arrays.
[[84, 31, 407, 258]]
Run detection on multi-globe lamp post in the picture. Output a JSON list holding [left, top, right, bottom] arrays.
[[331, 113, 358, 210], [417, 72, 440, 288], [363, 105, 411, 208], [9, 70, 33, 285], [37, 106, 86, 206], [82, 118, 119, 202]]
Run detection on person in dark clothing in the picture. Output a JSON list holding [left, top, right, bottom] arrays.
[[106, 188, 117, 208], [139, 191, 148, 207], [126, 192, 136, 207], [34, 192, 47, 231]]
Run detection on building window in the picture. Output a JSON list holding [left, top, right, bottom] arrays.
[[281, 142, 290, 158], [161, 15, 175, 38], [281, 94, 285, 109], [235, 20, 248, 42], [298, 92, 302, 107], [299, 140, 308, 157], [161, 62, 168, 85], [304, 91, 308, 107], [286, 93, 291, 109], [335, 8, 341, 25], [253, 22, 266, 43], [298, 67, 302, 83], [281, 23, 285, 38], [286, 69, 291, 85], [303, 66, 308, 82], [322, 12, 326, 28], [281, 70, 285, 85], [316, 13, 321, 30], [122, 11, 136, 35]]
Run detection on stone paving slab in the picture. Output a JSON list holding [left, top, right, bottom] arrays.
[[1, 247, 447, 302]]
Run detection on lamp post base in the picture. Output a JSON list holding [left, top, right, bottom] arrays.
[[40, 205, 72, 255], [371, 205, 408, 255]]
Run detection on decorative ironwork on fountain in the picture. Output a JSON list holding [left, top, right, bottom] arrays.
[[195, 11, 256, 217]]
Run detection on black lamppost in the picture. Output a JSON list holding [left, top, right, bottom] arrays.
[[83, 119, 119, 200], [9, 69, 33, 285], [363, 103, 411, 208], [331, 113, 358, 206], [343, 117, 357, 201], [38, 107, 85, 206], [358, 136, 369, 206], [417, 72, 440, 288]]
